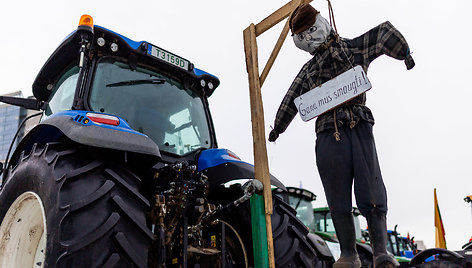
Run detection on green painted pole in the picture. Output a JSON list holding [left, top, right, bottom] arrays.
[[251, 194, 269, 268]]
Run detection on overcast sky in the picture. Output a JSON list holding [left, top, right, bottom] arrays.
[[1, 0, 471, 251]]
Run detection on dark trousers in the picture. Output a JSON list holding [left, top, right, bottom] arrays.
[[315, 121, 387, 216]]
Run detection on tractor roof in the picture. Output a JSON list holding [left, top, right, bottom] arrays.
[[284, 186, 317, 201], [33, 24, 220, 101], [313, 207, 330, 213]]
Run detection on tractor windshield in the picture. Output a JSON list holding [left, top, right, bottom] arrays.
[[89, 57, 211, 156]]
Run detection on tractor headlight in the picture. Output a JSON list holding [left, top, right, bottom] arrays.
[[110, 43, 119, 52], [208, 82, 214, 90], [97, 37, 105, 47]]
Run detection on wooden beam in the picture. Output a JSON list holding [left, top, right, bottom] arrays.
[[255, 0, 312, 37], [259, 17, 291, 87], [243, 23, 275, 268]]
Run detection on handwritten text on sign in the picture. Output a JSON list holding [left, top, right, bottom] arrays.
[[294, 66, 372, 122]]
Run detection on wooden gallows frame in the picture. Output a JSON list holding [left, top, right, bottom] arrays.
[[243, 0, 312, 267]]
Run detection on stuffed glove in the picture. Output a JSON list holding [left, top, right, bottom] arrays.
[[405, 54, 415, 70], [268, 129, 279, 142]]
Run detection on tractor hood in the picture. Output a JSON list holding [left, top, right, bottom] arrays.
[[33, 25, 220, 102], [198, 148, 286, 190]]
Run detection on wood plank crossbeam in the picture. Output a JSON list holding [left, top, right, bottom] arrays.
[[255, 0, 312, 37], [259, 14, 291, 87], [257, 0, 311, 87]]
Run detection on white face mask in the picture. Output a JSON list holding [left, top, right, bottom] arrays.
[[293, 15, 332, 54]]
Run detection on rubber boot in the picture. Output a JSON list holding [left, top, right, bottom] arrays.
[[331, 212, 361, 268], [367, 209, 400, 268]]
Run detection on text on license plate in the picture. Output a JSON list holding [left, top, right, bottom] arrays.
[[148, 45, 190, 71]]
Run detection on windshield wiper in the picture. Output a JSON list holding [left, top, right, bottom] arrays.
[[106, 78, 165, 87]]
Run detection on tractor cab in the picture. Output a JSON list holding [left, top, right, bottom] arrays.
[[386, 226, 415, 260], [313, 207, 364, 243], [34, 15, 219, 159], [274, 187, 318, 230]]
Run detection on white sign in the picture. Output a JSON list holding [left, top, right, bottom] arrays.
[[294, 65, 372, 122]]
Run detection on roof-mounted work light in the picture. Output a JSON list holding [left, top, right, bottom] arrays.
[[78, 14, 94, 35], [78, 14, 93, 29]]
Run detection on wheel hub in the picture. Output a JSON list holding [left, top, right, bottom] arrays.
[[0, 191, 47, 267]]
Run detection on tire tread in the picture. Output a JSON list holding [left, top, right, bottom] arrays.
[[62, 212, 120, 254], [1, 142, 154, 267]]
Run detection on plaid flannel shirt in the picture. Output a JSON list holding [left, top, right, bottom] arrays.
[[273, 21, 411, 135]]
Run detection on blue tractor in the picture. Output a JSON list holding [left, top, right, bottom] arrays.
[[0, 15, 318, 267]]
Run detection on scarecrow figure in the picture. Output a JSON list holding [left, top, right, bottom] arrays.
[[268, 3, 415, 268]]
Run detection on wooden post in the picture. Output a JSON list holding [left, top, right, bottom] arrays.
[[243, 1, 313, 267], [243, 23, 275, 268]]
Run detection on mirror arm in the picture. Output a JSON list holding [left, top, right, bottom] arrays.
[[0, 96, 47, 111]]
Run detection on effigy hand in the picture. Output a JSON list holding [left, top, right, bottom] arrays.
[[268, 129, 279, 142], [405, 54, 415, 70]]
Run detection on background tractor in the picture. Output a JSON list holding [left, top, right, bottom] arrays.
[[275, 187, 374, 268], [0, 15, 319, 267], [408, 195, 472, 267], [276, 187, 443, 268], [384, 226, 415, 265]]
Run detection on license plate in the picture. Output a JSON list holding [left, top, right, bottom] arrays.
[[148, 45, 190, 71]]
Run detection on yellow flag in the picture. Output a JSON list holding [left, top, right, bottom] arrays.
[[434, 188, 446, 249]]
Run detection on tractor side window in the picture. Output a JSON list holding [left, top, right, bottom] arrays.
[[45, 67, 79, 116], [389, 234, 398, 255], [386, 236, 393, 254], [287, 196, 315, 230], [314, 212, 335, 233]]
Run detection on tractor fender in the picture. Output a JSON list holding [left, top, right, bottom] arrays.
[[409, 248, 464, 265], [306, 233, 334, 259], [9, 111, 160, 169], [197, 148, 286, 190]]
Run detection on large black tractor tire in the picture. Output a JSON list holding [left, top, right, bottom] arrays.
[[0, 143, 153, 267], [270, 195, 318, 267], [213, 186, 319, 267]]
